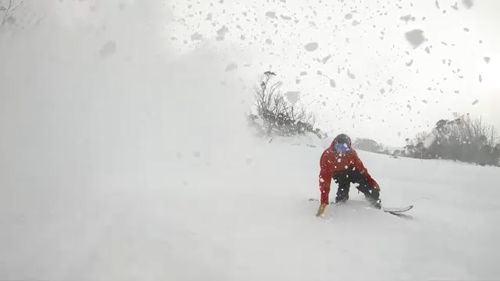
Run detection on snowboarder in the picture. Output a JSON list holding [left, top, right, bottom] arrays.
[[316, 133, 381, 217]]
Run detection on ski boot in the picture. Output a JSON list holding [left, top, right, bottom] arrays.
[[368, 198, 382, 209], [334, 195, 349, 205]]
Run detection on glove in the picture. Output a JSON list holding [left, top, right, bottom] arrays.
[[316, 203, 327, 217]]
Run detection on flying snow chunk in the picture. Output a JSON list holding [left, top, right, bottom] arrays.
[[225, 63, 238, 72], [423, 133, 437, 149], [245, 157, 254, 165], [284, 91, 300, 104], [400, 14, 412, 22], [484, 57, 491, 63], [462, 0, 473, 9], [99, 40, 116, 58], [304, 42, 319, 52], [191, 33, 203, 41], [405, 29, 426, 48], [217, 25, 229, 37], [472, 100, 479, 105], [265, 11, 277, 19], [347, 70, 356, 79], [329, 79, 336, 88]]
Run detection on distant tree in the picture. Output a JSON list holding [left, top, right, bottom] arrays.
[[353, 138, 384, 153]]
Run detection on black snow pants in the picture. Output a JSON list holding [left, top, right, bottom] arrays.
[[332, 170, 380, 205]]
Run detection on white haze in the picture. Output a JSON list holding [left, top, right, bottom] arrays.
[[1, 1, 258, 278]]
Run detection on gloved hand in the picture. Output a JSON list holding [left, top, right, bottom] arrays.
[[316, 203, 327, 217]]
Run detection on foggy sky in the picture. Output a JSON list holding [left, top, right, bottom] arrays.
[[2, 0, 499, 147], [168, 0, 500, 147]]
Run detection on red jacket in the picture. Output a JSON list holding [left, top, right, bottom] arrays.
[[319, 144, 377, 204]]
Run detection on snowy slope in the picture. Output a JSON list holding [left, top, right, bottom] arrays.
[[1, 1, 500, 281], [2, 132, 500, 280]]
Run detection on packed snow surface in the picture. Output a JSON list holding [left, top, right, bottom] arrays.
[[1, 128, 499, 280]]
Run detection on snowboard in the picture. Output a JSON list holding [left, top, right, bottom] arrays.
[[308, 198, 413, 214], [381, 205, 413, 213]]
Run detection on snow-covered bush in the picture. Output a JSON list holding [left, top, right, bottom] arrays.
[[0, 0, 25, 26], [248, 71, 324, 139]]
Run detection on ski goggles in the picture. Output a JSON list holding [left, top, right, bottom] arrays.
[[334, 143, 350, 152]]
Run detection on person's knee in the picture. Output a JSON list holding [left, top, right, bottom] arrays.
[[350, 171, 369, 183]]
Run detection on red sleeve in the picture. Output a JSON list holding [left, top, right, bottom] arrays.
[[319, 149, 334, 204], [351, 149, 378, 187]]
